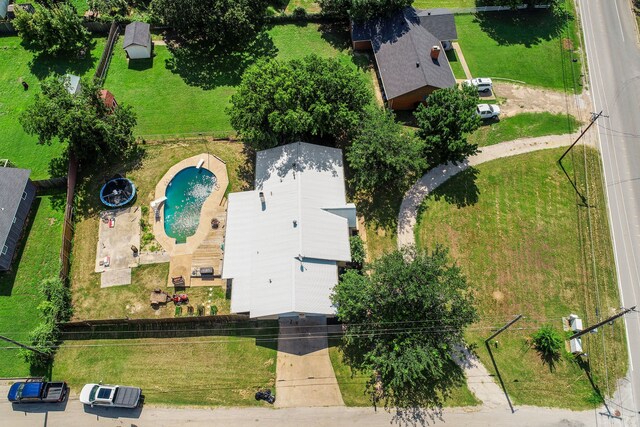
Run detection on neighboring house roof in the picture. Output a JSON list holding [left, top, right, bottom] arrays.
[[352, 7, 456, 100], [123, 22, 150, 48], [416, 8, 458, 41], [0, 167, 31, 250], [222, 142, 354, 318]]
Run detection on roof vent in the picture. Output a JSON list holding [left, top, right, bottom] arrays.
[[427, 11, 431, 15], [259, 191, 266, 211], [293, 220, 298, 227], [416, 62, 420, 68]]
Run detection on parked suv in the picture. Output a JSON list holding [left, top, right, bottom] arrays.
[[476, 104, 500, 120], [464, 78, 493, 93]]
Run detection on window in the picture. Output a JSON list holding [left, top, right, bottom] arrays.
[[22, 191, 27, 200], [1, 245, 7, 255]]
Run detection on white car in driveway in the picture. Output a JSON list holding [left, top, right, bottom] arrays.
[[476, 104, 500, 120], [464, 78, 493, 93]]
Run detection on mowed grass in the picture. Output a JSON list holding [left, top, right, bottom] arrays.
[[70, 140, 248, 320], [456, 3, 582, 91], [105, 24, 357, 138], [469, 113, 580, 147], [285, 0, 321, 13], [0, 195, 64, 376], [445, 48, 468, 80], [329, 345, 481, 407], [53, 326, 278, 406], [415, 148, 626, 409], [0, 37, 104, 178], [414, 0, 475, 8]]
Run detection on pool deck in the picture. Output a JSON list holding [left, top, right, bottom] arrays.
[[152, 153, 229, 288]]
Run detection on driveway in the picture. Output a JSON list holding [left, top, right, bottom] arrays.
[[275, 316, 344, 408]]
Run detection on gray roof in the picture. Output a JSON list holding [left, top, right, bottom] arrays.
[[352, 7, 456, 100], [0, 168, 31, 249], [416, 8, 458, 41], [123, 21, 150, 48]]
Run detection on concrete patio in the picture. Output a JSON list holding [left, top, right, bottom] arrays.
[[95, 206, 141, 287]]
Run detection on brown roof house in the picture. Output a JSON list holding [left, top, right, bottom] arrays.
[[0, 167, 36, 271], [100, 89, 118, 112], [352, 8, 458, 110]]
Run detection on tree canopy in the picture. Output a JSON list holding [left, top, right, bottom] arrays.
[[87, 0, 130, 19], [14, 3, 91, 56], [20, 76, 137, 166], [414, 85, 481, 168], [229, 55, 371, 150], [150, 0, 268, 49], [318, 0, 412, 20], [332, 246, 477, 409], [347, 107, 426, 193]]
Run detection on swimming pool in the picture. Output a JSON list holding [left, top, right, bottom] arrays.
[[164, 166, 217, 243]]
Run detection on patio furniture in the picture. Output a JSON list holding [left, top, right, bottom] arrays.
[[150, 289, 170, 305], [171, 276, 185, 286]]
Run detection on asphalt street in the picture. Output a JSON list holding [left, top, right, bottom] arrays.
[[578, 0, 640, 421]]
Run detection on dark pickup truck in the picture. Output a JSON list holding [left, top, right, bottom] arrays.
[[7, 381, 68, 403]]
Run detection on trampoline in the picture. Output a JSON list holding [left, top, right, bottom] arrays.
[[100, 177, 136, 208]]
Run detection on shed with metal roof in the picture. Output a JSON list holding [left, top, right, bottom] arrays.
[[0, 167, 36, 271], [123, 21, 152, 59]]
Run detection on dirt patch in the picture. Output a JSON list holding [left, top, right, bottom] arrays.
[[562, 38, 573, 50], [494, 82, 592, 120], [492, 290, 504, 302]]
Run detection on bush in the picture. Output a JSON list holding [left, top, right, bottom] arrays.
[[292, 6, 307, 18], [349, 235, 366, 268], [532, 325, 564, 365], [39, 277, 73, 322]]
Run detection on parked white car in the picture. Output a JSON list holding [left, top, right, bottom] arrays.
[[464, 78, 493, 93], [476, 104, 500, 120], [79, 383, 142, 408]]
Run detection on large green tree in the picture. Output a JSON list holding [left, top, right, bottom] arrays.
[[20, 76, 137, 166], [14, 3, 91, 56], [347, 107, 426, 193], [332, 245, 477, 409], [87, 0, 130, 18], [229, 55, 371, 150], [150, 0, 267, 49], [414, 85, 481, 168], [318, 0, 412, 20]]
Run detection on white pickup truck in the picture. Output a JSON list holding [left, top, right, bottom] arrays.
[[79, 383, 142, 408]]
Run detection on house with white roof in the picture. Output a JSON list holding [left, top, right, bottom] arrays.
[[222, 142, 356, 319]]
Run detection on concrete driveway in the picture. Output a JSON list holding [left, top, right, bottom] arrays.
[[275, 316, 344, 408]]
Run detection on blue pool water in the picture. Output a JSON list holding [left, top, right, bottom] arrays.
[[164, 167, 217, 243]]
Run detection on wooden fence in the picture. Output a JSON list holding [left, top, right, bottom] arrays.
[[59, 157, 77, 281], [58, 315, 276, 341], [32, 177, 67, 190], [94, 21, 120, 84]]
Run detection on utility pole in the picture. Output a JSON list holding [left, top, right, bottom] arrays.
[[484, 314, 523, 414], [558, 111, 606, 163], [569, 306, 636, 340], [0, 334, 50, 357]]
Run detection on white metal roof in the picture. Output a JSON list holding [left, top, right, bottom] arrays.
[[223, 142, 353, 318]]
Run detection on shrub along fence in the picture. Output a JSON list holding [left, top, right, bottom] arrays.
[[57, 315, 282, 341]]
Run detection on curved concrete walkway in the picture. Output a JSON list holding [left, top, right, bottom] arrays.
[[397, 132, 584, 249]]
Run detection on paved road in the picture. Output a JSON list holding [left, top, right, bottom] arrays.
[[0, 392, 600, 427], [578, 0, 640, 420]]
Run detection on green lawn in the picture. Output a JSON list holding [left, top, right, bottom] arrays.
[[456, 3, 582, 91], [53, 325, 278, 406], [0, 195, 64, 376], [445, 48, 467, 80], [469, 113, 580, 147], [0, 37, 105, 179], [285, 0, 321, 13], [329, 344, 481, 407], [415, 148, 626, 409], [105, 23, 358, 138]]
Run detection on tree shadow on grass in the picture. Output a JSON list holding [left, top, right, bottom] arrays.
[[236, 145, 256, 191], [429, 167, 480, 209], [164, 32, 277, 90], [319, 22, 352, 52], [28, 41, 98, 81], [473, 9, 569, 48]]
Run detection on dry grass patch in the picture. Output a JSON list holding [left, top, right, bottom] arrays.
[[416, 147, 626, 409]]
